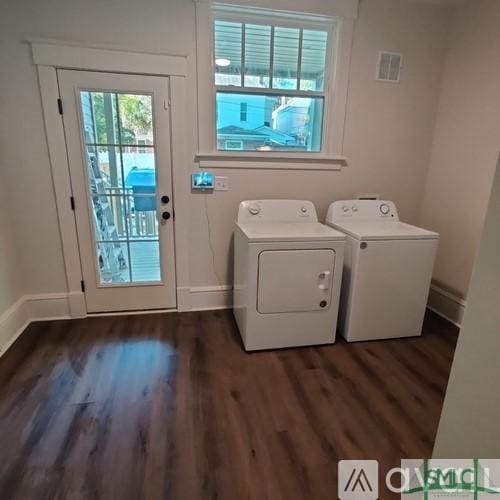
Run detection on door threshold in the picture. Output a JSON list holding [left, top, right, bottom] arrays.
[[86, 308, 178, 318]]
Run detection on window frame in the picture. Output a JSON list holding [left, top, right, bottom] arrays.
[[195, 2, 354, 168]]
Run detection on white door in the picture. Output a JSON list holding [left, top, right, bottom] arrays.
[[58, 70, 176, 312]]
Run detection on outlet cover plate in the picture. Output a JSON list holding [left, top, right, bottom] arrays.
[[214, 176, 229, 191]]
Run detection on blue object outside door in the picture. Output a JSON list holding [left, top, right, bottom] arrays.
[[125, 167, 156, 211]]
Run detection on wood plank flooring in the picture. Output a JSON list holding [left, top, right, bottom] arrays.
[[0, 310, 458, 499]]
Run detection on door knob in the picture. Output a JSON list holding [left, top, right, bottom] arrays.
[[161, 195, 170, 204], [162, 211, 171, 220]]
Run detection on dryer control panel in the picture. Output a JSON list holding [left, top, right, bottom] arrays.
[[326, 200, 399, 224], [237, 200, 318, 223]]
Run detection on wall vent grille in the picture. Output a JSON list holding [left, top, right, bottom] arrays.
[[376, 51, 402, 83]]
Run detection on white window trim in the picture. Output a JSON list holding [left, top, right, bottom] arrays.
[[195, 1, 354, 170]]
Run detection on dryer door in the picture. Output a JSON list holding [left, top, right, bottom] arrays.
[[257, 249, 336, 314]]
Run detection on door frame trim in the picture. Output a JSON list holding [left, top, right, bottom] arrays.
[[34, 42, 191, 316]]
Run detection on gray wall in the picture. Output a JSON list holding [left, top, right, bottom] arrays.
[[433, 157, 500, 457], [419, 0, 500, 301], [0, 173, 21, 313]]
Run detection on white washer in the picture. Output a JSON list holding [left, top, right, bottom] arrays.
[[233, 200, 345, 351], [325, 200, 439, 342]]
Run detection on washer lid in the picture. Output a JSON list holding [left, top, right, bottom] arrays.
[[331, 220, 439, 241], [237, 222, 346, 242]]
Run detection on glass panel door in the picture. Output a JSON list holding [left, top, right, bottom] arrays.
[[58, 70, 176, 312]]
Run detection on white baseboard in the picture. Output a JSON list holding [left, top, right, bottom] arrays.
[[25, 293, 71, 320], [428, 284, 466, 328], [0, 283, 463, 357], [178, 285, 232, 311], [0, 298, 30, 357], [0, 292, 73, 358]]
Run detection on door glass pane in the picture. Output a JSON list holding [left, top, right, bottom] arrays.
[[80, 90, 161, 285], [85, 145, 124, 190], [81, 91, 120, 144], [96, 242, 130, 283], [125, 193, 159, 240], [91, 194, 128, 242], [117, 94, 154, 145], [130, 241, 161, 282]]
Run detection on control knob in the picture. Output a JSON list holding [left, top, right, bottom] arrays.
[[379, 203, 390, 215], [248, 204, 261, 215]]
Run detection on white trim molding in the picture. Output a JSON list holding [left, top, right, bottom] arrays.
[[33, 41, 192, 317], [177, 286, 233, 311], [0, 285, 231, 358], [196, 152, 347, 170], [427, 283, 466, 328], [32, 42, 188, 76], [0, 293, 73, 358], [0, 298, 30, 358], [195, 0, 359, 20]]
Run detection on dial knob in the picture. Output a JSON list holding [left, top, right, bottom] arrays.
[[351, 205, 358, 212], [248, 204, 261, 215], [300, 206, 308, 213], [380, 203, 390, 215], [342, 205, 349, 213]]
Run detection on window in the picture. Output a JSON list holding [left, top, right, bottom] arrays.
[[214, 15, 332, 153], [195, 2, 356, 164]]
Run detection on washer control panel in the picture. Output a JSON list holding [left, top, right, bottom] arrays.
[[238, 200, 318, 223], [326, 200, 399, 223]]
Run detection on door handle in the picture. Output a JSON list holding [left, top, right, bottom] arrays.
[[318, 271, 331, 290]]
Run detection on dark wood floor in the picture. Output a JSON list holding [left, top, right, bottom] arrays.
[[0, 309, 458, 499]]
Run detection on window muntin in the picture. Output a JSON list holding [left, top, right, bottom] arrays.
[[214, 17, 331, 152]]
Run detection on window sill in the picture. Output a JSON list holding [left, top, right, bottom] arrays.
[[195, 152, 348, 171]]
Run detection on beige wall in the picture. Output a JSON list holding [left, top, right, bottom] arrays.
[[191, 0, 451, 286], [433, 158, 500, 458], [0, 0, 451, 297], [419, 0, 500, 300]]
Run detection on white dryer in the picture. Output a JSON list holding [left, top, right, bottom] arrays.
[[325, 200, 439, 342], [233, 200, 345, 351]]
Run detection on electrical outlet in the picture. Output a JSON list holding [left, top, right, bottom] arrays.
[[214, 176, 229, 191]]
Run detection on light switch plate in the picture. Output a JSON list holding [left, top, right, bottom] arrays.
[[214, 176, 229, 191]]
